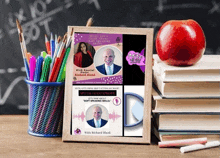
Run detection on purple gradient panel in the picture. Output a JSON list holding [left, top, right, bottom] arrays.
[[139, 48, 146, 73], [73, 75, 123, 84], [74, 33, 123, 46]]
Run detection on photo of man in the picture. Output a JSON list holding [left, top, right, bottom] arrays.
[[96, 48, 121, 75], [87, 106, 108, 128]]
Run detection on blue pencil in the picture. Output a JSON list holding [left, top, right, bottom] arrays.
[[28, 56, 44, 126], [30, 56, 51, 129], [50, 33, 55, 58]]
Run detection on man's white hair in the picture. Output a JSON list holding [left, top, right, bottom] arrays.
[[93, 106, 102, 113]]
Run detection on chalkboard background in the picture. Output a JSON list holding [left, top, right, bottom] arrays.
[[1, 0, 219, 114]]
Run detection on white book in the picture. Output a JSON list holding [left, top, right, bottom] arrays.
[[157, 114, 220, 132], [153, 55, 220, 82], [159, 133, 220, 142], [153, 69, 220, 98], [152, 89, 220, 113], [151, 125, 220, 142]]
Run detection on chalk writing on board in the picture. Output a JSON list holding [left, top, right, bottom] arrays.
[[14, 8, 26, 24], [0, 67, 26, 74], [157, 0, 209, 13], [0, 69, 6, 74], [0, 29, 3, 40], [0, 76, 26, 105], [5, 0, 101, 45], [18, 105, 28, 110], [7, 68, 18, 74], [20, 67, 27, 72], [65, 0, 74, 9], [205, 47, 220, 55], [208, 1, 220, 14], [5, 0, 10, 5], [78, 0, 101, 10], [140, 22, 163, 28], [7, 0, 73, 45]]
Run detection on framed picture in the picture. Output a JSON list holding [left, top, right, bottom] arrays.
[[63, 26, 154, 144]]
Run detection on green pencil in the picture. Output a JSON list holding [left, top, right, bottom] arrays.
[[56, 47, 71, 82]]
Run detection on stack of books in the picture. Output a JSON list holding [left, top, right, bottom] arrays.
[[152, 54, 220, 142]]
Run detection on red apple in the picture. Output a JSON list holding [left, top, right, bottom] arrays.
[[156, 19, 206, 66]]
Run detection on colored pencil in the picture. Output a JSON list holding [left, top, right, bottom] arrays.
[[31, 56, 52, 129], [48, 34, 67, 82], [50, 33, 55, 58], [29, 56, 36, 81], [66, 28, 73, 49], [37, 34, 66, 132], [50, 36, 62, 73], [18, 33, 30, 79], [86, 16, 94, 27], [16, 19, 28, 64], [41, 86, 60, 133], [44, 86, 64, 133], [41, 51, 47, 58], [45, 34, 51, 55]]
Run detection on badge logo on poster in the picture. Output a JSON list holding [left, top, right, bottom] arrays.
[[124, 93, 144, 127]]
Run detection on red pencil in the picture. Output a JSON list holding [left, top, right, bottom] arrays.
[[45, 34, 51, 55], [50, 48, 66, 82], [48, 57, 60, 82], [48, 34, 67, 82]]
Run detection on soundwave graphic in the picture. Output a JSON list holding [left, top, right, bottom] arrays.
[[109, 111, 121, 122], [73, 112, 86, 122]]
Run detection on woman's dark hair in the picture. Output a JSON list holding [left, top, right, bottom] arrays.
[[77, 42, 88, 53]]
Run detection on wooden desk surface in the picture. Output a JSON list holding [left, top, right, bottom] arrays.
[[0, 116, 219, 158]]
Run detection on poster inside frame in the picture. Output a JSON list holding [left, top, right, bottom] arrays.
[[63, 26, 153, 144]]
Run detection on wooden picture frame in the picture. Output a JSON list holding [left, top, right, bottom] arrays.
[[62, 26, 154, 144]]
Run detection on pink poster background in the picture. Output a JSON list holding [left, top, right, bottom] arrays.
[[73, 33, 123, 84]]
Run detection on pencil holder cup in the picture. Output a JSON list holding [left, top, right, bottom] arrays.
[[26, 79, 65, 137]]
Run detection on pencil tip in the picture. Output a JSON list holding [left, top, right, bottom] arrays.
[[70, 28, 74, 36], [63, 34, 67, 42], [45, 34, 49, 41], [50, 32, 53, 40], [16, 19, 20, 26], [91, 15, 94, 21], [19, 33, 22, 42], [16, 19, 23, 33], [86, 16, 94, 27]]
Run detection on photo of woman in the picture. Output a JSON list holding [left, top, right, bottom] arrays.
[[74, 42, 94, 68]]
